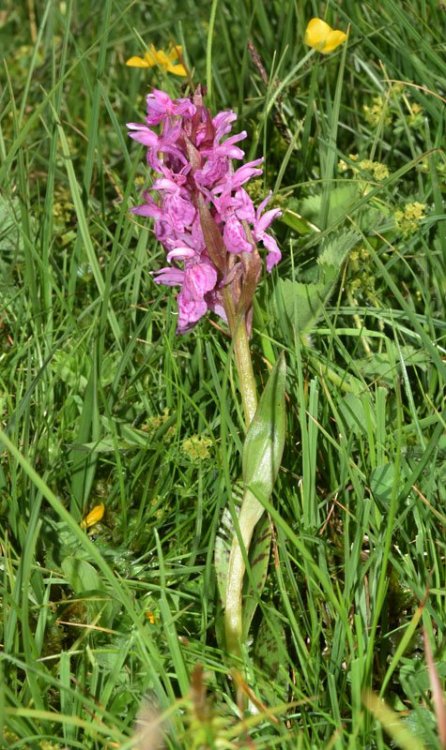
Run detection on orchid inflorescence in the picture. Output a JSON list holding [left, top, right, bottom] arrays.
[[128, 86, 281, 333]]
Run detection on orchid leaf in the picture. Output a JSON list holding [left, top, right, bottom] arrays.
[[215, 484, 244, 605], [224, 358, 286, 653], [242, 512, 272, 640], [281, 207, 318, 235], [242, 353, 286, 505], [216, 493, 272, 638], [214, 507, 232, 606]]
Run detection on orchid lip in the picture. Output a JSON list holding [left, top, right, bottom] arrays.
[[167, 247, 196, 262]]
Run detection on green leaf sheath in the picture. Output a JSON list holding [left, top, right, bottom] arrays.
[[224, 354, 286, 656]]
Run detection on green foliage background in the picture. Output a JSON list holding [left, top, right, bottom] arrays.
[[0, 0, 445, 748]]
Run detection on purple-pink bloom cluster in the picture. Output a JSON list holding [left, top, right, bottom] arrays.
[[128, 87, 281, 332]]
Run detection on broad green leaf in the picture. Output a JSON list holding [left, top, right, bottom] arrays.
[[354, 344, 431, 387], [275, 278, 329, 339], [61, 556, 101, 594], [61, 556, 115, 623], [338, 392, 376, 437], [300, 184, 360, 227], [401, 709, 437, 747], [274, 230, 359, 338], [370, 463, 400, 506], [242, 353, 286, 503], [317, 230, 360, 268], [299, 183, 389, 235], [364, 692, 428, 750], [400, 659, 446, 694]]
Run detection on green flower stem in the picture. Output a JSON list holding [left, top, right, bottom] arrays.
[[223, 289, 261, 663], [223, 287, 257, 426], [231, 316, 258, 426]]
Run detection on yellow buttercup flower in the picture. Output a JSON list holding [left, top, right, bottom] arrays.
[[80, 502, 105, 529], [304, 18, 347, 55], [126, 44, 187, 77]]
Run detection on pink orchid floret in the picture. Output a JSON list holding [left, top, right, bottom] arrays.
[[128, 86, 281, 332], [146, 89, 196, 125]]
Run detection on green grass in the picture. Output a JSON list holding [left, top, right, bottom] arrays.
[[1, 0, 446, 748]]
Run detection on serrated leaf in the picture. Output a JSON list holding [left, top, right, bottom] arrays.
[[301, 184, 360, 227], [242, 513, 272, 639], [274, 231, 359, 338], [275, 278, 329, 337], [317, 230, 360, 268], [300, 193, 322, 224]]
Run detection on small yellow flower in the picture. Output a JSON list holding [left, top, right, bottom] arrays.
[[126, 44, 187, 77], [182, 435, 213, 461], [371, 163, 389, 181], [80, 503, 105, 529], [394, 202, 426, 236], [304, 18, 347, 54]]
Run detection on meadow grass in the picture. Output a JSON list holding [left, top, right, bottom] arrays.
[[1, 1, 445, 748]]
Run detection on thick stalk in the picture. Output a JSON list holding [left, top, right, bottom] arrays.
[[223, 287, 257, 426], [231, 316, 258, 426], [223, 289, 262, 664]]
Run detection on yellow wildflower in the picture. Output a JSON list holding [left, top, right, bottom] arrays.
[[304, 18, 347, 54], [80, 503, 105, 529], [126, 44, 187, 77], [394, 202, 426, 236], [142, 408, 170, 433], [363, 95, 392, 128], [371, 163, 389, 181], [358, 158, 389, 180], [358, 159, 374, 172], [182, 435, 213, 461]]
